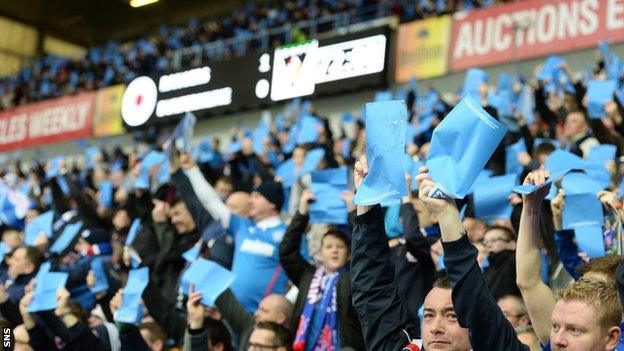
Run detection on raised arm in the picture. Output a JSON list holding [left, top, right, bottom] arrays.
[[417, 167, 527, 351], [515, 170, 557, 343], [181, 154, 231, 228], [351, 156, 416, 350], [278, 189, 315, 287]]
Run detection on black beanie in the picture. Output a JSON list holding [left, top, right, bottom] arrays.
[[253, 181, 285, 211]]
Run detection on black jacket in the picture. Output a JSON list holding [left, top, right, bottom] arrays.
[[483, 250, 521, 300], [279, 212, 365, 350], [443, 235, 528, 351], [351, 205, 418, 350]]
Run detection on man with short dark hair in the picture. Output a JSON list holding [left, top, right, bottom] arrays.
[[246, 321, 292, 351], [0, 246, 42, 304]]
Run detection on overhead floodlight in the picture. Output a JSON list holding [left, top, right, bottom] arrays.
[[130, 0, 159, 8]]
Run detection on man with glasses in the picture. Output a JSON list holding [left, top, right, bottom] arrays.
[[482, 226, 520, 299], [246, 321, 291, 351], [497, 295, 530, 328]]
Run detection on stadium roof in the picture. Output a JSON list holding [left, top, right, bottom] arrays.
[[0, 0, 244, 47]]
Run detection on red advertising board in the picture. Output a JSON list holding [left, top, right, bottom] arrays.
[[450, 0, 624, 71], [0, 92, 96, 152]]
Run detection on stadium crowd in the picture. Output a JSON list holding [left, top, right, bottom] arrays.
[[0, 0, 499, 110], [2, 1, 624, 351]]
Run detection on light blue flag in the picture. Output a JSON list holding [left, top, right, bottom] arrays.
[[462, 68, 488, 97], [599, 41, 610, 57], [375, 91, 393, 102], [394, 88, 408, 102], [182, 242, 201, 262], [587, 80, 617, 119], [226, 141, 242, 155], [505, 138, 527, 175], [46, 156, 64, 179], [135, 151, 167, 190], [275, 148, 326, 187], [606, 54, 623, 81], [513, 150, 605, 194], [309, 167, 349, 225], [426, 94, 507, 199], [115, 267, 149, 325], [518, 84, 535, 124], [90, 257, 109, 294], [0, 242, 9, 263], [27, 272, 68, 312], [561, 172, 606, 195], [50, 221, 83, 254], [168, 112, 197, 154], [253, 124, 270, 155], [574, 226, 606, 258], [588, 144, 617, 166], [99, 181, 114, 209], [125, 219, 141, 247], [562, 193, 603, 230], [473, 174, 517, 220], [86, 146, 101, 169], [296, 115, 321, 145], [353, 100, 408, 205], [536, 56, 564, 82], [25, 210, 54, 245], [193, 137, 214, 164], [180, 258, 236, 307]]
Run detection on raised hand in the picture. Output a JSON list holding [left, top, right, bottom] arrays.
[[521, 170, 552, 212], [298, 188, 316, 215], [353, 155, 368, 191], [415, 166, 455, 216], [186, 284, 205, 330]]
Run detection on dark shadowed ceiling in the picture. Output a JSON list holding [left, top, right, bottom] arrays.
[[0, 0, 246, 47]]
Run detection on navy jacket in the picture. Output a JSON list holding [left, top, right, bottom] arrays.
[[443, 235, 528, 351]]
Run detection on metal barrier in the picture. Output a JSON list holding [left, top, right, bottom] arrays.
[[170, 4, 396, 70]]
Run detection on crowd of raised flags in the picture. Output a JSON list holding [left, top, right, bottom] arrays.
[[0, 39, 623, 351]]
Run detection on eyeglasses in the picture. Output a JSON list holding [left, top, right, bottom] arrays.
[[246, 342, 281, 350]]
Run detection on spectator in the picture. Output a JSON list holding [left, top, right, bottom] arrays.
[[279, 189, 365, 351], [482, 225, 520, 299]]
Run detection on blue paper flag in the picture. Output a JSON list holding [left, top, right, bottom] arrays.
[[536, 56, 564, 82], [180, 258, 236, 307], [353, 101, 408, 205], [473, 174, 517, 220], [426, 94, 507, 199], [168, 112, 197, 154], [27, 272, 68, 312], [24, 210, 54, 245], [309, 167, 349, 225], [462, 68, 488, 97], [193, 137, 215, 164], [50, 221, 83, 254], [562, 193, 603, 230], [512, 150, 605, 194], [275, 148, 326, 187], [86, 146, 101, 169], [0, 242, 9, 263], [90, 256, 109, 294], [296, 115, 321, 145], [533, 138, 560, 149], [587, 80, 617, 119], [253, 124, 270, 155], [46, 156, 64, 179], [115, 267, 149, 325], [125, 219, 141, 247], [588, 144, 617, 166], [505, 138, 527, 175], [182, 242, 202, 262], [375, 91, 393, 102], [599, 41, 610, 57], [574, 226, 606, 258], [561, 172, 606, 195], [99, 181, 114, 209]]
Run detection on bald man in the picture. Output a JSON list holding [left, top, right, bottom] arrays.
[[187, 289, 293, 351]]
